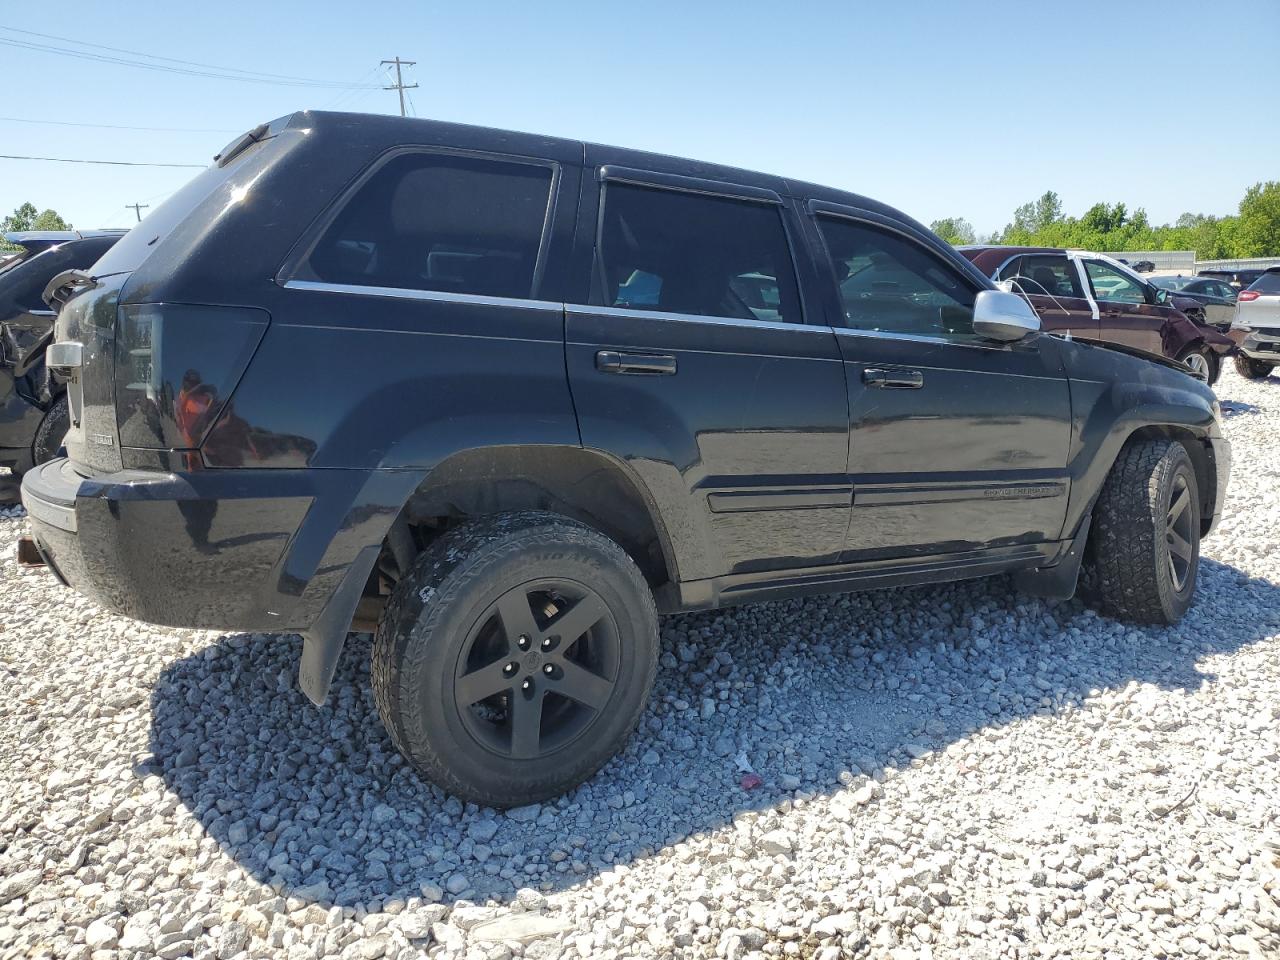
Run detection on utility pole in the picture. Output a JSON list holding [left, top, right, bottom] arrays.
[[381, 57, 418, 117], [126, 202, 149, 222]]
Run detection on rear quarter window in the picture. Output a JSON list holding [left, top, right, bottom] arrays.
[[294, 151, 555, 300]]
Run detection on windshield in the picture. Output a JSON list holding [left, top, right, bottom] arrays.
[[1151, 276, 1193, 291]]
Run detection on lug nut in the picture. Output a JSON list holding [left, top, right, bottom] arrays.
[[541, 637, 553, 651], [517, 635, 531, 651], [542, 663, 554, 675], [503, 662, 518, 677], [521, 678, 532, 691]]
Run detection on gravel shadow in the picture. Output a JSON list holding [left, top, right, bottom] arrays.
[[147, 556, 1280, 910]]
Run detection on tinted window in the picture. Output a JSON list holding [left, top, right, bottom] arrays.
[[1008, 255, 1084, 298], [1085, 261, 1147, 304], [597, 183, 801, 323], [1248, 272, 1280, 294], [1211, 281, 1237, 299], [816, 217, 977, 338], [1152, 276, 1194, 291], [304, 152, 553, 299]]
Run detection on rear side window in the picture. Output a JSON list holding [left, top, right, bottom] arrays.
[[816, 216, 977, 339], [1248, 272, 1280, 294], [301, 152, 554, 299], [597, 183, 801, 323]]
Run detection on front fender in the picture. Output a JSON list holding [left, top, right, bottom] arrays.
[[1060, 340, 1217, 536]]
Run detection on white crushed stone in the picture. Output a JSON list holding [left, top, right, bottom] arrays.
[[0, 366, 1278, 959]]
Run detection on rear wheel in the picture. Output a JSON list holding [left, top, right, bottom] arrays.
[[1081, 438, 1199, 624], [1177, 347, 1218, 385], [21, 394, 70, 479], [371, 512, 659, 807], [1234, 355, 1275, 380]]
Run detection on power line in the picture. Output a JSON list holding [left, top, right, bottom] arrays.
[[0, 154, 205, 169], [381, 57, 418, 117], [0, 115, 238, 134], [0, 30, 381, 89]]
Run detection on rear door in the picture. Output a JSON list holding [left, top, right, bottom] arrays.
[[564, 164, 850, 579], [807, 203, 1072, 561], [1081, 258, 1165, 355]]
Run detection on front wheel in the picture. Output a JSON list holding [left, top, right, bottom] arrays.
[[1178, 347, 1218, 385], [371, 512, 659, 807], [1234, 355, 1275, 380], [1081, 439, 1200, 624]]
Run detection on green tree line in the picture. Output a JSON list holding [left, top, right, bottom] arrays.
[[0, 202, 73, 251], [930, 181, 1280, 259]]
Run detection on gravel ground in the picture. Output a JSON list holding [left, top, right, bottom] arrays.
[[2, 367, 1279, 960]]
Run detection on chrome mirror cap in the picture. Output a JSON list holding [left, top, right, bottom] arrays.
[[973, 289, 1041, 342]]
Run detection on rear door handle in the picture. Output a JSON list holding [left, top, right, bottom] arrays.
[[596, 350, 678, 375], [863, 367, 923, 389]]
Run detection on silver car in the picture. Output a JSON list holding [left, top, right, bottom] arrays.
[[1230, 268, 1280, 379]]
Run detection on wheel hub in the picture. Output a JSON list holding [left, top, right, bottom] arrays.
[[453, 581, 620, 760]]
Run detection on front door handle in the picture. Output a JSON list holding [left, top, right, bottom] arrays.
[[596, 350, 678, 375], [863, 367, 923, 389]]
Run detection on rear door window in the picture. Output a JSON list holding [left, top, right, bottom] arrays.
[[815, 216, 978, 339], [300, 152, 554, 300], [596, 182, 802, 323], [1010, 255, 1084, 299]]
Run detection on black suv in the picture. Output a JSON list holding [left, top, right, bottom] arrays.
[[22, 113, 1230, 806], [0, 230, 126, 496]]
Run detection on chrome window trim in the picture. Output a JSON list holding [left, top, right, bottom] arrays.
[[282, 279, 562, 312], [832, 326, 1011, 353], [565, 302, 828, 335]]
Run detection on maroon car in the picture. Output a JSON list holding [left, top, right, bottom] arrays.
[[959, 246, 1234, 383]]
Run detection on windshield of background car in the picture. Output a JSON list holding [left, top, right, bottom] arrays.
[[1152, 276, 1193, 291], [1247, 272, 1280, 294]]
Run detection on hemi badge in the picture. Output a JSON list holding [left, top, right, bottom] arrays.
[[88, 433, 115, 446]]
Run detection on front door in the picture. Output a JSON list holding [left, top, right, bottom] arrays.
[[565, 168, 850, 580], [808, 205, 1073, 561], [1081, 258, 1165, 355]]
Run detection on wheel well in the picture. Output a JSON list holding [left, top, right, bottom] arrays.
[[360, 447, 675, 624], [1122, 425, 1216, 535]]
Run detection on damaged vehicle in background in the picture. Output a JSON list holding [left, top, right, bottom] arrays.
[[0, 229, 127, 499], [960, 246, 1235, 383]]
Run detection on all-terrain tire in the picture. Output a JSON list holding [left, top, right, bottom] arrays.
[[24, 394, 70, 478], [1234, 355, 1274, 380], [371, 511, 659, 807], [1081, 438, 1200, 624]]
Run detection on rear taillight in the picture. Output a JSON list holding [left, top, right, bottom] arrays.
[[1238, 291, 1261, 302], [114, 304, 268, 449]]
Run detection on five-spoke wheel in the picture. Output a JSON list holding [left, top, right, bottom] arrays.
[[372, 512, 658, 807]]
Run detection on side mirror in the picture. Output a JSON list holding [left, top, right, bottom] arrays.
[[1154, 287, 1169, 304], [972, 289, 1040, 342]]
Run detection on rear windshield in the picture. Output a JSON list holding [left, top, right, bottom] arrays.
[[90, 136, 272, 278], [1247, 271, 1280, 294]]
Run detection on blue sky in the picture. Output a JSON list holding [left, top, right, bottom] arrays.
[[3, 0, 1276, 235]]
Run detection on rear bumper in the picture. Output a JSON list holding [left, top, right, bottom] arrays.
[[21, 458, 419, 633], [1230, 328, 1280, 361]]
